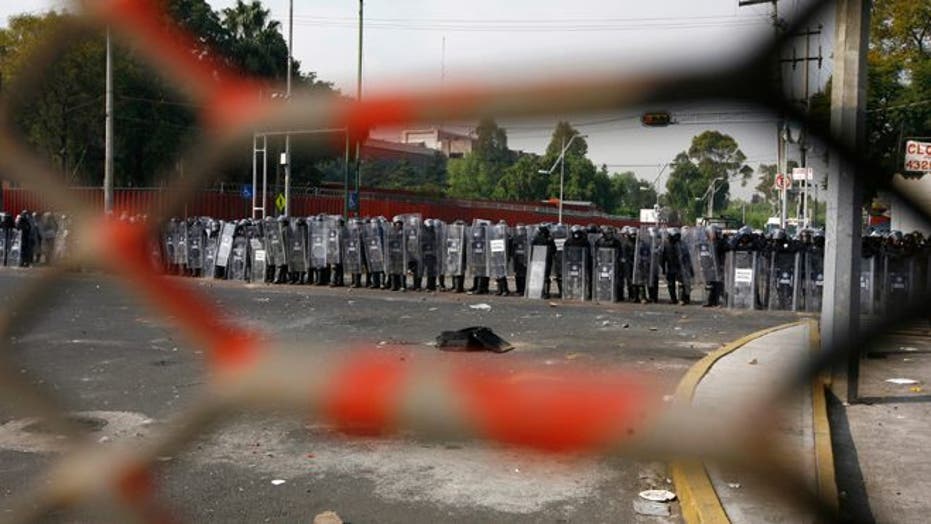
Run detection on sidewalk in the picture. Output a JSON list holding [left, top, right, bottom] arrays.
[[831, 321, 931, 523], [672, 321, 834, 523]]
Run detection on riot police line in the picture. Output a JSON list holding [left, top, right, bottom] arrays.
[[0, 210, 70, 268], [4, 208, 928, 315]]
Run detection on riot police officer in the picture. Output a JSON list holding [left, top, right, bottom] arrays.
[[529, 224, 557, 299], [661, 227, 692, 305]]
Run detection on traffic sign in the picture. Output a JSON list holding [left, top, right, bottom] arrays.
[[791, 167, 813, 181], [774, 174, 791, 190], [241, 184, 253, 199], [904, 140, 931, 173], [348, 191, 359, 211], [275, 193, 286, 212]]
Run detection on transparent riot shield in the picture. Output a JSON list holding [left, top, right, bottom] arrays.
[[250, 236, 267, 283], [443, 223, 466, 277], [768, 250, 800, 311], [363, 222, 386, 273], [7, 229, 22, 267], [431, 220, 447, 277], [386, 225, 406, 275], [203, 230, 218, 278], [593, 246, 619, 303], [882, 255, 913, 312], [551, 224, 568, 280], [562, 242, 590, 301], [525, 243, 550, 300], [688, 227, 722, 287], [420, 222, 440, 278], [0, 228, 8, 266], [162, 225, 176, 267], [631, 226, 657, 287], [467, 223, 488, 278], [229, 234, 248, 281], [324, 217, 344, 267], [287, 219, 308, 273], [309, 218, 327, 269], [487, 224, 509, 280], [342, 221, 364, 275], [174, 221, 188, 267], [187, 220, 205, 270], [512, 226, 529, 272], [53, 218, 71, 263], [859, 255, 879, 315], [725, 250, 759, 309], [262, 218, 285, 268], [215, 222, 236, 269], [401, 214, 423, 272], [801, 248, 825, 313]]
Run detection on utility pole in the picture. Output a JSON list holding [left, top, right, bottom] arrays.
[[104, 28, 114, 214], [283, 0, 293, 217], [351, 0, 364, 218], [823, 0, 869, 403], [559, 135, 566, 224]]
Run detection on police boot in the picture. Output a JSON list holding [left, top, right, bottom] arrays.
[[679, 285, 691, 305], [336, 265, 345, 286], [468, 277, 478, 293], [426, 276, 437, 291], [498, 277, 510, 296], [438, 275, 447, 291], [543, 279, 551, 300], [411, 275, 422, 291], [667, 280, 678, 304], [703, 284, 715, 307], [555, 278, 563, 299], [478, 277, 490, 295], [515, 275, 526, 295]]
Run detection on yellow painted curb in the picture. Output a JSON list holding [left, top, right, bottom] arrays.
[[671, 321, 805, 524], [808, 319, 839, 513]]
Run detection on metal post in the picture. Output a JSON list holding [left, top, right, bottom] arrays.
[[823, 0, 869, 403], [352, 0, 364, 217], [283, 0, 293, 217], [559, 135, 566, 224], [104, 28, 114, 214]]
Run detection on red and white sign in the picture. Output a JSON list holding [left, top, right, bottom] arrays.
[[905, 140, 931, 173], [774, 174, 791, 190]]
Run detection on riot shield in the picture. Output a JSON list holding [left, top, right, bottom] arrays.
[[7, 229, 22, 267], [467, 223, 488, 278], [487, 224, 509, 280], [324, 217, 344, 267], [174, 221, 188, 267], [551, 224, 568, 278], [562, 243, 590, 301], [250, 235, 267, 283], [162, 225, 176, 268], [688, 227, 722, 286], [287, 219, 308, 273], [801, 248, 824, 313], [215, 222, 236, 268], [725, 250, 759, 309], [768, 250, 800, 311], [512, 226, 529, 271], [420, 222, 440, 278], [432, 220, 447, 277], [264, 218, 287, 268], [363, 222, 386, 273], [631, 226, 657, 286], [593, 246, 620, 303], [882, 255, 912, 312], [203, 230, 218, 278], [309, 218, 327, 269], [0, 228, 8, 266], [228, 233, 248, 281], [525, 243, 549, 300], [53, 219, 71, 263], [342, 221, 364, 274], [187, 220, 205, 270], [443, 223, 466, 276], [402, 214, 423, 271], [859, 256, 879, 315], [386, 225, 406, 275]]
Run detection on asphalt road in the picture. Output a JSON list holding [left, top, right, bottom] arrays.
[[0, 269, 800, 523]]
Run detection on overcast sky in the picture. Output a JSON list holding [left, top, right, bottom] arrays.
[[2, 0, 835, 200]]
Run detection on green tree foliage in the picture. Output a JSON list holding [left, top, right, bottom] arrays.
[[867, 0, 931, 178], [493, 153, 547, 202], [0, 1, 334, 189], [447, 118, 512, 199], [610, 171, 658, 217], [664, 131, 752, 223]]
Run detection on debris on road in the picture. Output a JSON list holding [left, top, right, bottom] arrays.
[[436, 327, 514, 353], [885, 378, 919, 385], [633, 499, 671, 517], [639, 489, 677, 502], [748, 358, 758, 365], [548, 302, 559, 308], [313, 511, 343, 524], [728, 482, 742, 489], [469, 303, 492, 311], [271, 479, 286, 486]]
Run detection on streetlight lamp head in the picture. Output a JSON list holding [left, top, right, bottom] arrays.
[[537, 170, 550, 175]]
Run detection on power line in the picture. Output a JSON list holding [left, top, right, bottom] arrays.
[[277, 17, 769, 33]]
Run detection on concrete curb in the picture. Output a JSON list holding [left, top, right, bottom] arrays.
[[670, 321, 806, 524], [808, 319, 839, 512]]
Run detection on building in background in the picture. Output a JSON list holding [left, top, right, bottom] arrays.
[[399, 128, 476, 158]]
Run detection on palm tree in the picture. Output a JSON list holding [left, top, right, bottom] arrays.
[[221, 0, 288, 80]]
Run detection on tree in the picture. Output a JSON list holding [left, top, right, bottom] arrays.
[[609, 171, 657, 217], [664, 131, 753, 223], [446, 118, 514, 199], [492, 153, 547, 202]]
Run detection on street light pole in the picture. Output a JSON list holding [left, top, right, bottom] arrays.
[[283, 0, 293, 217], [103, 27, 114, 214], [539, 133, 586, 225]]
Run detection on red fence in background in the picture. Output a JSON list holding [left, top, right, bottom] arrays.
[[1, 186, 640, 227]]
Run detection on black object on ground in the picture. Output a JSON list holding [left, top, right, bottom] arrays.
[[436, 327, 514, 353]]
